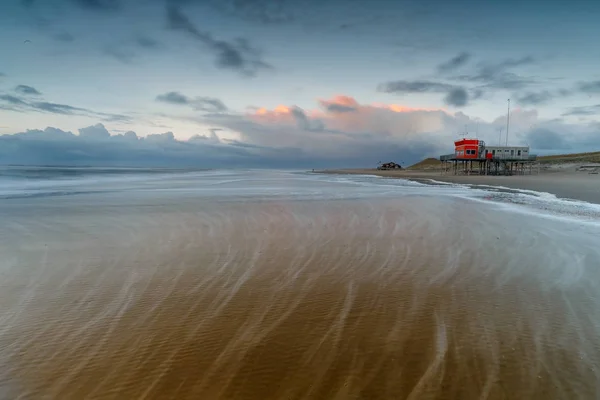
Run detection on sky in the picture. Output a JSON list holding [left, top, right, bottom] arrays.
[[1, 0, 600, 167]]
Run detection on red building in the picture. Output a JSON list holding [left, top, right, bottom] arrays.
[[454, 139, 484, 159]]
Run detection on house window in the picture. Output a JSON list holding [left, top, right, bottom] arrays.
[[517, 150, 521, 156]]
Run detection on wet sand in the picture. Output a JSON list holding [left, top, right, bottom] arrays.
[[2, 195, 600, 399], [320, 169, 600, 204]]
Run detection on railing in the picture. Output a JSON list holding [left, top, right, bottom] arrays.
[[439, 153, 537, 161]]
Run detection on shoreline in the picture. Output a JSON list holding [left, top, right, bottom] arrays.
[[317, 169, 600, 205]]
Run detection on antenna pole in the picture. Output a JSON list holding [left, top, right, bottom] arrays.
[[505, 98, 510, 146]]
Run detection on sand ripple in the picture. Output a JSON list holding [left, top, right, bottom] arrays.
[[1, 197, 600, 399]]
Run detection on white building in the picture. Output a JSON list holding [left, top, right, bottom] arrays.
[[483, 146, 530, 160]]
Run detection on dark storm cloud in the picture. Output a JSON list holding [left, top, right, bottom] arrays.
[[562, 104, 600, 116], [166, 5, 272, 76], [452, 56, 537, 90], [437, 52, 470, 73], [579, 81, 600, 94], [377, 80, 455, 94], [155, 91, 228, 112], [444, 88, 468, 107], [525, 128, 572, 150], [0, 93, 131, 122], [0, 125, 277, 168], [0, 123, 396, 169], [15, 85, 42, 96]]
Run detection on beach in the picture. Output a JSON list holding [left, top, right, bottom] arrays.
[[1, 168, 600, 399], [321, 168, 600, 204]]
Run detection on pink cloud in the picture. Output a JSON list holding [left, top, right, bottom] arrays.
[[248, 95, 449, 136]]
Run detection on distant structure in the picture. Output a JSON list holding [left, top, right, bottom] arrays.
[[440, 138, 537, 175], [439, 101, 537, 175], [377, 161, 401, 170]]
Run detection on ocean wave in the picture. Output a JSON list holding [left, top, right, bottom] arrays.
[[2, 168, 600, 225]]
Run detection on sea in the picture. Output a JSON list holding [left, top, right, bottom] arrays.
[[1, 166, 600, 399]]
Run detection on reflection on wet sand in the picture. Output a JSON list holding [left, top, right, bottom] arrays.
[[1, 198, 599, 399]]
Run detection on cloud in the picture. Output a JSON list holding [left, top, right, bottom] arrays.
[[377, 80, 454, 94], [99, 36, 163, 63], [0, 96, 454, 168], [73, 0, 120, 11], [377, 80, 469, 107], [136, 36, 161, 49], [79, 123, 111, 139], [188, 128, 221, 144], [525, 128, 572, 150], [444, 88, 468, 107], [216, 96, 454, 163], [513, 88, 573, 106], [22, 0, 120, 11], [0, 123, 320, 168], [3, 96, 600, 168], [194, 0, 296, 24], [562, 104, 600, 116], [103, 45, 135, 64], [0, 93, 131, 122], [0, 94, 29, 106], [156, 91, 188, 105], [451, 56, 537, 90], [322, 104, 357, 113], [15, 85, 42, 96], [515, 91, 554, 105], [166, 5, 272, 76], [579, 81, 600, 94], [155, 91, 228, 112], [318, 95, 358, 113], [241, 96, 600, 157], [437, 52, 470, 73]]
